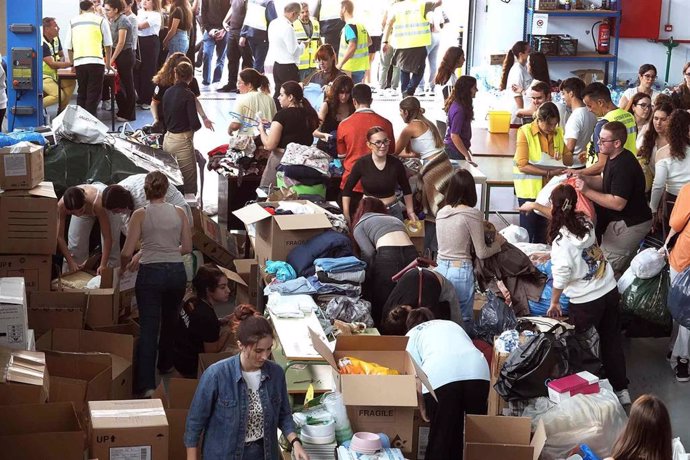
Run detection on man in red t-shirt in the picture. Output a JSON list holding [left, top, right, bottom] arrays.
[[336, 83, 396, 213]]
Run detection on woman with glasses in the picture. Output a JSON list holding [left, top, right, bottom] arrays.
[[618, 64, 660, 110], [628, 92, 653, 140], [342, 126, 416, 223], [672, 62, 690, 110], [313, 75, 354, 156]]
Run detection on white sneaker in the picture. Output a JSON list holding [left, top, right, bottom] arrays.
[[615, 389, 631, 406]]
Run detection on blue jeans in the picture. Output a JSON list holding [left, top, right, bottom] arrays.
[[387, 200, 405, 221], [517, 198, 548, 244], [135, 262, 187, 392], [401, 68, 424, 96], [248, 37, 269, 73], [243, 440, 264, 460], [202, 31, 228, 84], [350, 70, 365, 84], [436, 259, 475, 324], [167, 30, 189, 58]]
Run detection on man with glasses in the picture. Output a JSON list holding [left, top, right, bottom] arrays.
[[574, 121, 652, 278], [577, 82, 637, 177]]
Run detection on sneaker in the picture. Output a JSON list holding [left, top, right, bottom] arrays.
[[140, 104, 151, 110], [217, 84, 238, 93], [615, 389, 631, 406], [676, 358, 690, 382], [202, 80, 211, 86]]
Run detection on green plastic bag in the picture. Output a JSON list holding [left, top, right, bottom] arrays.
[[622, 268, 671, 326]]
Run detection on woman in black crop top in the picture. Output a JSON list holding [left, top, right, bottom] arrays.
[[314, 75, 355, 156], [342, 126, 417, 222]]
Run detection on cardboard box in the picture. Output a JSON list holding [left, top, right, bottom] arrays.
[[233, 201, 332, 266], [0, 402, 86, 460], [463, 415, 545, 460], [0, 143, 44, 190], [0, 277, 29, 350], [0, 254, 52, 292], [0, 348, 49, 405], [404, 221, 425, 255], [309, 332, 433, 456], [192, 208, 236, 268], [37, 328, 134, 400], [28, 291, 87, 335], [547, 371, 600, 403], [411, 410, 431, 460], [154, 378, 199, 460], [45, 350, 112, 414], [197, 351, 235, 378], [571, 68, 605, 85], [51, 268, 121, 329], [88, 399, 169, 460], [234, 259, 259, 305], [487, 342, 510, 416], [118, 269, 138, 321], [0, 182, 58, 255]]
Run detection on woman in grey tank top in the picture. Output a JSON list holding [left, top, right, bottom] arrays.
[[121, 171, 193, 397]]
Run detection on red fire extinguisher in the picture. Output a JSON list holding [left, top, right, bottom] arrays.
[[592, 19, 611, 54]]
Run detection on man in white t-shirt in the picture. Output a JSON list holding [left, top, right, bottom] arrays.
[[515, 80, 568, 127], [561, 77, 597, 170]]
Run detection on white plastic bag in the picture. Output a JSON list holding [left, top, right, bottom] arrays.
[[617, 266, 636, 294], [500, 224, 529, 244], [630, 247, 667, 279], [673, 437, 687, 460], [52, 105, 109, 144], [535, 174, 568, 212]]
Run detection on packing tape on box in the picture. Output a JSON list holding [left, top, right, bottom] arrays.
[[91, 408, 167, 418]]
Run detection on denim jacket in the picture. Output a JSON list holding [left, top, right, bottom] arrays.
[[184, 354, 296, 459]]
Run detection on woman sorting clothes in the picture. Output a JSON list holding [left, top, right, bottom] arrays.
[[184, 308, 309, 460], [513, 101, 572, 243], [173, 265, 237, 378], [313, 75, 354, 156], [121, 171, 192, 397], [547, 183, 630, 406], [258, 81, 320, 187], [384, 307, 489, 460], [57, 184, 114, 274], [352, 197, 418, 326], [395, 96, 444, 163], [227, 69, 277, 137], [342, 126, 416, 222], [436, 169, 505, 325]]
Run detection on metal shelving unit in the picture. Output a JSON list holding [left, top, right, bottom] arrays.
[[524, 4, 622, 84]]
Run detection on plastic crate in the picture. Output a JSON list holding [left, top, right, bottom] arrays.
[[531, 35, 559, 56], [558, 35, 579, 56], [533, 0, 559, 9]]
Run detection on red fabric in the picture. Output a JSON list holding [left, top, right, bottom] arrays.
[[565, 176, 597, 224], [336, 111, 395, 193], [473, 339, 493, 366], [208, 144, 230, 158]]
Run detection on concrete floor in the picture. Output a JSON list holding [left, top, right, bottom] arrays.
[[55, 63, 690, 446]]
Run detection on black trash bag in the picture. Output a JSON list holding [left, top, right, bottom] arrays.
[[473, 290, 518, 343], [494, 324, 570, 401], [668, 266, 690, 328], [566, 325, 604, 377], [621, 268, 671, 327]]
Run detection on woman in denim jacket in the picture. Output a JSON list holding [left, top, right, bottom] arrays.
[[184, 307, 310, 460]]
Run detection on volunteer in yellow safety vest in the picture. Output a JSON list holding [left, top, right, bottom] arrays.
[[316, 0, 345, 48], [337, 0, 370, 84], [514, 102, 573, 243], [239, 0, 277, 74], [42, 17, 76, 112], [382, 0, 441, 96], [65, 0, 113, 117], [293, 4, 321, 82], [574, 82, 638, 177]]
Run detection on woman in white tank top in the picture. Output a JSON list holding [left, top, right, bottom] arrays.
[[395, 96, 445, 162], [121, 171, 193, 397]]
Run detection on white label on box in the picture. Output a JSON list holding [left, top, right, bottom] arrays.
[[110, 445, 151, 460], [3, 154, 27, 177]]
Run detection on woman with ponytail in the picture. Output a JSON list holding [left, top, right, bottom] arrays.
[[499, 40, 532, 118], [395, 96, 444, 161], [185, 303, 309, 460], [259, 80, 320, 187], [383, 305, 489, 460], [228, 68, 277, 136], [443, 75, 478, 164], [547, 183, 630, 406], [433, 46, 464, 100]]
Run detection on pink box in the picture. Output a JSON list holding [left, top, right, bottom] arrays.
[[547, 371, 600, 403]]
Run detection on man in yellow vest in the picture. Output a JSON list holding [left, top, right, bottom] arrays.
[[316, 0, 345, 49], [65, 0, 113, 116], [337, 0, 369, 84], [294, 3, 321, 82], [42, 17, 76, 113], [382, 0, 441, 96], [576, 82, 638, 177]]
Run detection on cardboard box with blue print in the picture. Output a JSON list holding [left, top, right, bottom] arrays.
[[309, 332, 435, 457], [0, 143, 44, 190]]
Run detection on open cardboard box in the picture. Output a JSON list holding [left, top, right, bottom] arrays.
[[487, 339, 510, 416], [0, 254, 52, 292], [234, 259, 259, 305], [0, 402, 86, 460], [0, 182, 58, 255], [464, 415, 546, 460], [154, 378, 199, 460], [309, 331, 434, 455], [0, 348, 49, 405], [37, 328, 134, 400], [28, 291, 87, 335], [233, 201, 332, 266], [52, 267, 121, 329], [192, 207, 236, 268], [0, 143, 44, 190]]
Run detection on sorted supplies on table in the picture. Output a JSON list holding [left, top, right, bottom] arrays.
[[267, 293, 317, 318], [265, 260, 297, 281]]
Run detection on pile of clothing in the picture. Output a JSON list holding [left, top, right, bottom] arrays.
[[206, 143, 268, 181], [277, 143, 332, 200]]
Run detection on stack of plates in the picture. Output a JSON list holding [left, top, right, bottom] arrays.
[[300, 440, 337, 460]]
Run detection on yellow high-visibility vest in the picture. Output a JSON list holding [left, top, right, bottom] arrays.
[[391, 0, 431, 49], [513, 122, 567, 200], [338, 22, 369, 72], [244, 0, 268, 31], [586, 107, 638, 166], [42, 36, 61, 81], [70, 12, 105, 60], [319, 0, 341, 21], [294, 17, 321, 70]]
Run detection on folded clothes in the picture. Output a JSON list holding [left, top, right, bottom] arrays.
[[315, 267, 366, 284], [264, 277, 317, 295], [314, 256, 367, 274], [278, 164, 328, 185], [267, 293, 317, 318], [265, 260, 297, 282], [316, 271, 365, 285], [308, 276, 362, 297]]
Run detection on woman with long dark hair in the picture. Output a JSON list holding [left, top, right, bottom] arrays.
[[162, 0, 192, 57], [433, 46, 464, 100], [443, 75, 478, 164], [228, 68, 276, 136], [672, 61, 690, 110], [619, 63, 660, 110], [527, 52, 550, 87], [499, 40, 531, 114], [638, 102, 672, 182], [134, 0, 162, 109], [352, 197, 417, 326], [628, 92, 653, 141], [258, 81, 320, 187], [606, 394, 672, 460], [105, 0, 137, 121], [313, 75, 355, 155], [547, 183, 630, 406]]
